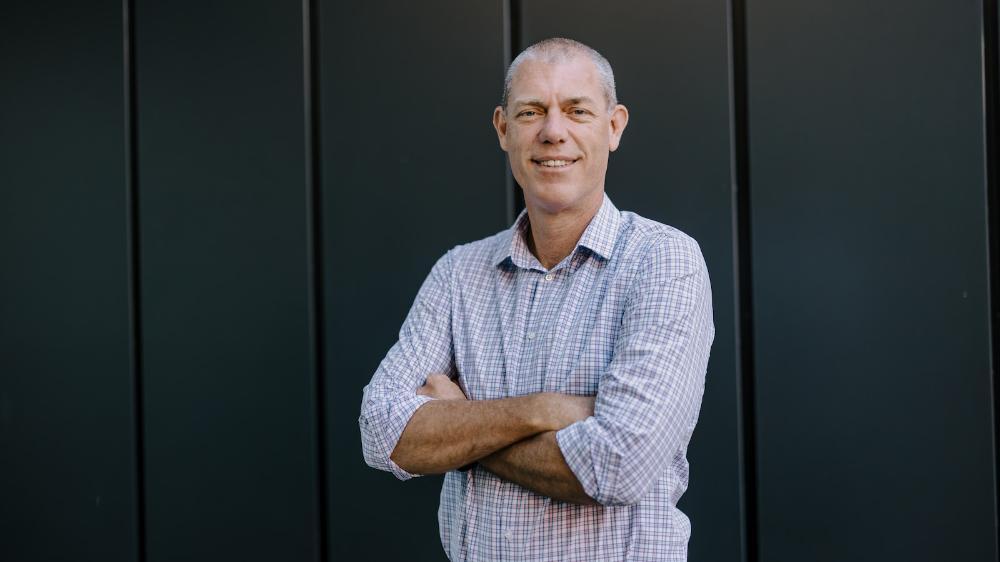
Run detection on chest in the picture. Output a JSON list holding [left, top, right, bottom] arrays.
[[450, 261, 630, 400]]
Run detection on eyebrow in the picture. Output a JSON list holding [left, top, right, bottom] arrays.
[[511, 96, 599, 109]]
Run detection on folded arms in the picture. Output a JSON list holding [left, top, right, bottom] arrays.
[[359, 236, 714, 506]]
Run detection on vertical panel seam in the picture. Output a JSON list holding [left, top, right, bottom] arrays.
[[981, 0, 1000, 555], [508, 0, 526, 219], [123, 0, 146, 559], [502, 0, 515, 225], [726, 0, 757, 560], [502, 0, 524, 223], [303, 0, 329, 560]]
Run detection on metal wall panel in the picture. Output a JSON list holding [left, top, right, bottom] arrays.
[[4, 2, 997, 560], [135, 2, 319, 560], [747, 1, 997, 560], [320, 1, 507, 560], [519, 3, 745, 561], [0, 2, 137, 561]]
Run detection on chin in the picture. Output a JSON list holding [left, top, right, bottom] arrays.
[[523, 186, 595, 215]]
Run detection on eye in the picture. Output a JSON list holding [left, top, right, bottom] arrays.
[[518, 110, 537, 118], [571, 108, 591, 116]]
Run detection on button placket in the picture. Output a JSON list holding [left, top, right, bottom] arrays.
[[528, 272, 552, 344]]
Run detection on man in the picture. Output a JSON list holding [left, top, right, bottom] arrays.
[[359, 37, 715, 561]]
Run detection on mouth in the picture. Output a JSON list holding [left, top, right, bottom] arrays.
[[531, 157, 580, 170]]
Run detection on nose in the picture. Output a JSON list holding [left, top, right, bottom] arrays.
[[538, 111, 568, 144]]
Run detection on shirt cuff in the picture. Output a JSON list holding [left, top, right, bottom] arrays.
[[381, 393, 436, 481], [555, 418, 614, 504]]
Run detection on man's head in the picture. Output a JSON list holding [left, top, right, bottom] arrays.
[[493, 38, 629, 215]]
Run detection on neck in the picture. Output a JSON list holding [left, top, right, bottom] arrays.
[[524, 191, 604, 270]]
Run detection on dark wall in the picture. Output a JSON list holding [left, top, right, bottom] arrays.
[[134, 2, 319, 560], [1, 1, 138, 561], [747, 1, 996, 560], [1, 2, 997, 562], [319, 1, 507, 559]]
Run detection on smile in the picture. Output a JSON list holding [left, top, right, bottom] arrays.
[[532, 158, 579, 168]]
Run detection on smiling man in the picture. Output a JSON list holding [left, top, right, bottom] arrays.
[[359, 38, 715, 561]]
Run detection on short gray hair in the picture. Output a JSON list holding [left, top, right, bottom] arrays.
[[501, 37, 618, 112]]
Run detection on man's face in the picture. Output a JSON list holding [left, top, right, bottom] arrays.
[[493, 56, 628, 214]]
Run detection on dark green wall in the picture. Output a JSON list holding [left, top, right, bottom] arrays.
[[747, 1, 996, 560], [134, 2, 319, 560], [0, 1, 138, 561], [319, 1, 507, 559], [1, 1, 996, 561]]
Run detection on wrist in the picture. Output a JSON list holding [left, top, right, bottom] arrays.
[[525, 392, 557, 432]]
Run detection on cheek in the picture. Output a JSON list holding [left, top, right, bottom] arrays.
[[509, 125, 539, 147]]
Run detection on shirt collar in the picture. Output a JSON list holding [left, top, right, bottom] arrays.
[[492, 192, 622, 269]]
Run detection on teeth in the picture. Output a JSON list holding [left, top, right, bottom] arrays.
[[538, 160, 572, 167]]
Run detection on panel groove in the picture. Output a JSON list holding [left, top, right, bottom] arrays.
[[123, 0, 147, 559], [982, 0, 1000, 553], [503, 0, 525, 220], [304, 0, 329, 560], [726, 0, 757, 560]]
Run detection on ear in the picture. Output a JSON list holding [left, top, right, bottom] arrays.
[[492, 106, 509, 152], [608, 104, 629, 152]]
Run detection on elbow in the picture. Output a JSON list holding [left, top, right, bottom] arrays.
[[559, 420, 662, 506], [358, 394, 427, 481], [589, 443, 661, 506], [361, 429, 420, 481], [359, 410, 390, 471], [360, 414, 415, 478], [593, 477, 653, 506], [358, 385, 381, 467], [361, 438, 385, 471], [387, 445, 418, 475], [359, 393, 397, 473]]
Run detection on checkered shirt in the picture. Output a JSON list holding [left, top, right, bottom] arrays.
[[360, 193, 716, 561]]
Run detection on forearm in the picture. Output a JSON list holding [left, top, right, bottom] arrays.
[[479, 431, 597, 505], [390, 394, 550, 475]]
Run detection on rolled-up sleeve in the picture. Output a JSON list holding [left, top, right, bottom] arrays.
[[359, 250, 457, 480], [556, 234, 715, 505]]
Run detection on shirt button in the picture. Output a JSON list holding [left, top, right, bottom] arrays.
[[526, 332, 536, 340], [504, 529, 513, 541], [544, 273, 554, 281]]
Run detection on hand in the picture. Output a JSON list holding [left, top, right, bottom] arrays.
[[538, 393, 596, 431], [416, 373, 468, 401]]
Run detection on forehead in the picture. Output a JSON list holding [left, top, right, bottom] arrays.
[[508, 55, 604, 105]]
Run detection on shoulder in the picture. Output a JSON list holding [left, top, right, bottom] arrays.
[[617, 211, 707, 277], [418, 227, 511, 292], [440, 227, 512, 271]]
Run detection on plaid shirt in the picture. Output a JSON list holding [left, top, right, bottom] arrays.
[[360, 193, 715, 561]]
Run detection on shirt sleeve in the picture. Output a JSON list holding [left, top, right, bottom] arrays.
[[359, 250, 457, 480], [555, 234, 715, 505]]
